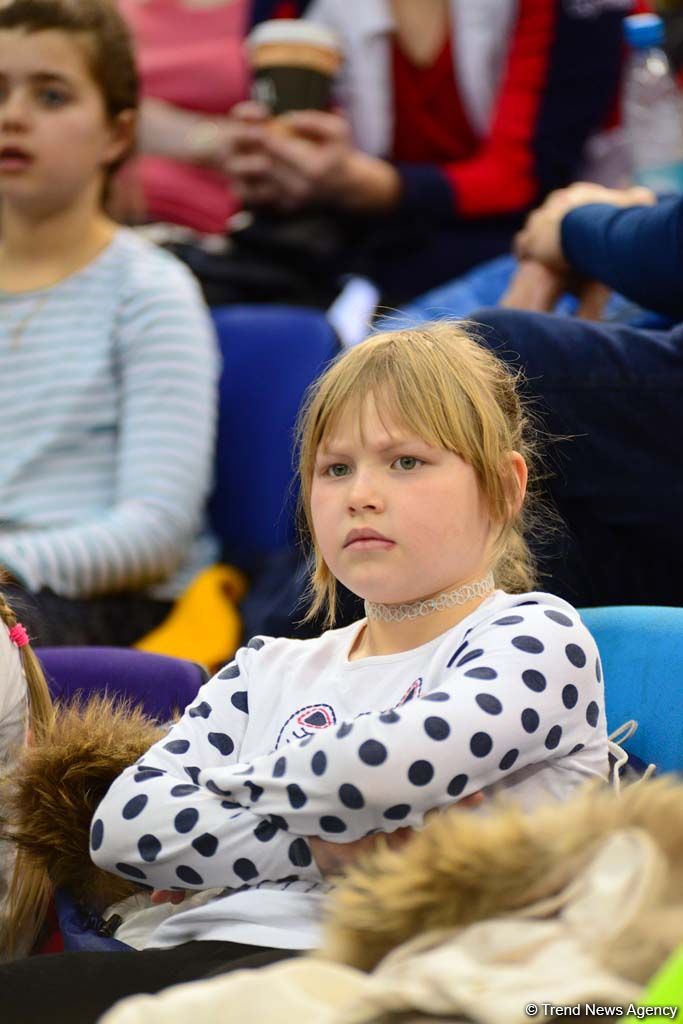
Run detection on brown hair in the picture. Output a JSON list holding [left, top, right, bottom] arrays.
[[296, 321, 545, 627], [0, 0, 139, 180], [0, 589, 54, 957]]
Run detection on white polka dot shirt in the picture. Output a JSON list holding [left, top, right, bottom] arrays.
[[91, 590, 608, 950]]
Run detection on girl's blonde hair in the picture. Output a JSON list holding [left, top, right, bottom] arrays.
[[296, 321, 544, 627], [0, 590, 54, 957]]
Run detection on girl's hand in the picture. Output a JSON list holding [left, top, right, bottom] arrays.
[[310, 827, 415, 878], [150, 889, 186, 905], [310, 792, 485, 878]]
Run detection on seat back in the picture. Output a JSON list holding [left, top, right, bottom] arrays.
[[209, 305, 338, 564], [580, 605, 683, 774], [38, 646, 207, 721]]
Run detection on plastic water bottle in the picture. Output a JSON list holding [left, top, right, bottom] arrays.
[[623, 13, 683, 192]]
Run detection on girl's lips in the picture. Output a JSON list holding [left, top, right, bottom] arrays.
[[0, 152, 33, 171], [345, 538, 395, 551]]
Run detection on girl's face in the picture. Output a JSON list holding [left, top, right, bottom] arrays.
[[0, 28, 131, 212], [310, 393, 497, 606]]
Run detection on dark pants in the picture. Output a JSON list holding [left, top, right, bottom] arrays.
[[2, 584, 172, 647], [0, 941, 300, 1024], [471, 308, 683, 607]]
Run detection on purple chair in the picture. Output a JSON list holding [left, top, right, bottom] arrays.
[[37, 646, 208, 722], [35, 647, 208, 952]]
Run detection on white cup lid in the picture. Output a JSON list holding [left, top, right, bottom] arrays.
[[248, 19, 340, 54]]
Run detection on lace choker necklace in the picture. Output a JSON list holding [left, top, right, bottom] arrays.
[[364, 573, 495, 623]]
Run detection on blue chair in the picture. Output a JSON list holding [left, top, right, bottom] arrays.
[[580, 605, 683, 774], [209, 305, 339, 563]]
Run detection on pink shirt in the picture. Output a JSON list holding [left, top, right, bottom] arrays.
[[119, 0, 250, 233]]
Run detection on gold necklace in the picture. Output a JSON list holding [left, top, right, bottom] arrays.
[[7, 292, 50, 350]]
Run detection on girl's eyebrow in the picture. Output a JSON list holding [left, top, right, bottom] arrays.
[[28, 72, 72, 84]]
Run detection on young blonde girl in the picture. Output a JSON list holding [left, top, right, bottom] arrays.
[[0, 324, 608, 1022], [0, 589, 53, 959]]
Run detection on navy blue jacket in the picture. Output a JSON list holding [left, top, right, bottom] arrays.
[[562, 197, 683, 322]]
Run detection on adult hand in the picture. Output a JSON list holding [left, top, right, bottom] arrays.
[[221, 100, 281, 206], [225, 106, 401, 212], [514, 182, 656, 271], [501, 260, 612, 320], [500, 260, 567, 312]]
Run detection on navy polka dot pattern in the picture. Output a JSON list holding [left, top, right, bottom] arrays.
[[464, 666, 498, 680], [424, 716, 450, 740], [175, 808, 199, 833], [122, 795, 148, 820], [192, 833, 219, 857], [562, 685, 578, 709], [586, 701, 600, 727], [90, 600, 605, 911], [139, 834, 162, 862], [320, 815, 347, 833], [339, 783, 364, 809], [117, 862, 147, 880], [208, 732, 234, 757], [522, 670, 546, 692], [544, 610, 573, 627], [188, 702, 212, 719], [254, 819, 280, 842], [512, 636, 544, 655], [91, 819, 104, 851], [470, 732, 493, 757], [383, 804, 411, 819], [176, 865, 203, 885], [231, 691, 249, 713], [164, 739, 190, 755], [545, 725, 563, 750], [522, 708, 540, 733], [218, 663, 240, 680], [566, 644, 587, 668], [287, 784, 307, 809], [476, 694, 503, 715], [359, 740, 387, 766], [499, 748, 519, 770], [408, 760, 434, 785]]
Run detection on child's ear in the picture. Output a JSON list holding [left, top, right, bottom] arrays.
[[504, 451, 528, 517], [103, 108, 137, 168]]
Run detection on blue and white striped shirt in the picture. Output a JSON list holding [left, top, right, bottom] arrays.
[[0, 228, 220, 599]]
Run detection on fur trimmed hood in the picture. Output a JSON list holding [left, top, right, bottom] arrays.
[[321, 778, 683, 982], [0, 696, 165, 911]]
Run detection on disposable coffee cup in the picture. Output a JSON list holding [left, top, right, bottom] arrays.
[[247, 20, 342, 116]]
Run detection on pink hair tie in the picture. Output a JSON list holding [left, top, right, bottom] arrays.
[[9, 623, 29, 649]]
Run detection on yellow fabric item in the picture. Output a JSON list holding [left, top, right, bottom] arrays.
[[135, 564, 246, 670]]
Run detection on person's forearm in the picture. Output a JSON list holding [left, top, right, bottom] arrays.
[[335, 151, 403, 212], [562, 198, 683, 318], [137, 98, 226, 166]]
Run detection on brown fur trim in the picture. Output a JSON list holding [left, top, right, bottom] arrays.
[[320, 779, 683, 973], [0, 695, 165, 910]]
